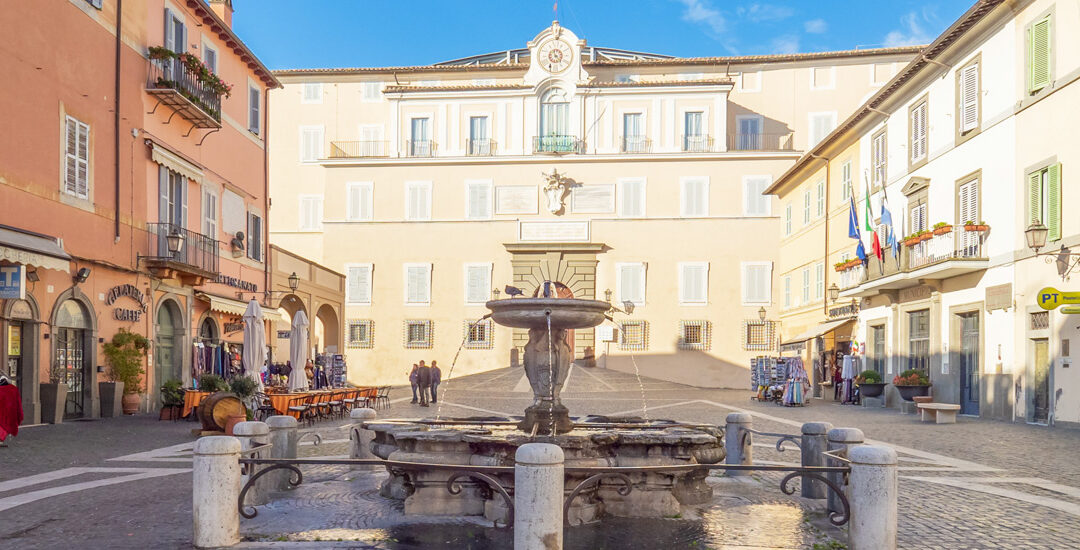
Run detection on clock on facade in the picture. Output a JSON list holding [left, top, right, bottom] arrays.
[[538, 39, 573, 74]]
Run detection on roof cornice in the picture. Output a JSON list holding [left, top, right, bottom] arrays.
[[187, 0, 281, 88]]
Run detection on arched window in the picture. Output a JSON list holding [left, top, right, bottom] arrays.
[[55, 299, 90, 329], [539, 88, 569, 138]]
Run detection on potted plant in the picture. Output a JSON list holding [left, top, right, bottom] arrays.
[[964, 220, 990, 232], [834, 261, 848, 272], [160, 379, 184, 420], [40, 363, 68, 424], [226, 376, 258, 432], [932, 222, 953, 235], [892, 369, 931, 401], [198, 373, 229, 393], [855, 369, 886, 398], [917, 230, 933, 242], [903, 232, 922, 247], [102, 329, 150, 415]]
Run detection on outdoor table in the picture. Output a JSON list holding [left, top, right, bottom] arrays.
[[182, 390, 211, 418], [269, 393, 308, 418]]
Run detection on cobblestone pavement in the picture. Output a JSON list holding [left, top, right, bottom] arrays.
[[2, 366, 1079, 549]]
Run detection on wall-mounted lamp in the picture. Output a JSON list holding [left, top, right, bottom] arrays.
[[604, 288, 613, 303], [288, 272, 300, 292], [166, 231, 185, 255], [827, 283, 840, 303], [26, 267, 40, 282], [73, 267, 91, 284], [491, 288, 500, 300], [758, 306, 767, 322]]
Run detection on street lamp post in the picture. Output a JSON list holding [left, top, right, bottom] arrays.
[[1025, 221, 1080, 279]]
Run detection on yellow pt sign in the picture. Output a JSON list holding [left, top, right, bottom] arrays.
[[1037, 287, 1080, 310]]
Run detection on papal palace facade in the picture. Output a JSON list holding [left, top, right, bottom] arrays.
[[268, 23, 919, 387]]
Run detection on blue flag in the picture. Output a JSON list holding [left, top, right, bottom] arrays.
[[881, 191, 900, 258], [848, 194, 861, 239], [856, 240, 867, 262]]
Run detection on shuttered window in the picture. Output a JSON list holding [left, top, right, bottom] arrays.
[[346, 182, 373, 221], [202, 188, 217, 239], [741, 262, 771, 305], [64, 116, 90, 199], [910, 202, 927, 233], [246, 212, 262, 261], [404, 263, 432, 305], [801, 267, 811, 303], [617, 263, 646, 305], [959, 63, 979, 133], [248, 86, 261, 135], [299, 195, 322, 230], [1028, 16, 1052, 93], [346, 264, 373, 305], [783, 276, 792, 308], [619, 177, 646, 217], [680, 177, 709, 217], [464, 263, 492, 304], [300, 126, 324, 161], [680, 262, 709, 305], [784, 204, 792, 235], [302, 82, 323, 104], [958, 178, 980, 252], [465, 180, 493, 220], [816, 180, 825, 217], [872, 130, 887, 189], [841, 160, 852, 199], [361, 82, 381, 101], [815, 263, 825, 300], [743, 176, 771, 216], [405, 181, 432, 221], [809, 112, 836, 147], [910, 100, 927, 163], [1028, 164, 1062, 241], [803, 190, 811, 224]]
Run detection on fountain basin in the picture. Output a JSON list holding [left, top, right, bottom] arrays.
[[485, 298, 610, 330]]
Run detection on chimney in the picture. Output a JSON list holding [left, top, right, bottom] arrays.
[[208, 0, 233, 27]]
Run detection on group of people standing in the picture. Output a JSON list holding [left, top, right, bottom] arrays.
[[408, 360, 441, 407]]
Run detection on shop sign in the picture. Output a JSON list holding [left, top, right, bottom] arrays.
[[828, 302, 859, 319], [7, 325, 20, 356], [224, 321, 245, 334], [104, 283, 147, 322], [215, 274, 258, 293], [277, 330, 291, 339], [0, 265, 25, 300], [1037, 287, 1080, 311], [9, 299, 33, 320]]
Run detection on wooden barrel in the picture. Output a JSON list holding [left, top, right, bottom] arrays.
[[197, 392, 245, 431]]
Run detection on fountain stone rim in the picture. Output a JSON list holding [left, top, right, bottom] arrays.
[[484, 297, 611, 330]]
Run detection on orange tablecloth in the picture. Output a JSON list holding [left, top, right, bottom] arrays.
[[269, 393, 308, 418], [183, 391, 211, 418]]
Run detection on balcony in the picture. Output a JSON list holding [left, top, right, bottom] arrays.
[[728, 132, 794, 151], [620, 136, 652, 153], [841, 228, 989, 297], [145, 54, 223, 129], [533, 135, 585, 154], [405, 140, 437, 157], [681, 134, 714, 152], [837, 262, 867, 291], [329, 140, 388, 158], [466, 139, 497, 156], [143, 223, 219, 284]]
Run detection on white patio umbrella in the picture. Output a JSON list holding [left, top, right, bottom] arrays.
[[242, 299, 266, 393], [288, 309, 310, 392]]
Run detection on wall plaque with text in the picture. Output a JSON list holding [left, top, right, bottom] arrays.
[[519, 221, 590, 242], [571, 184, 615, 213], [496, 186, 538, 214]]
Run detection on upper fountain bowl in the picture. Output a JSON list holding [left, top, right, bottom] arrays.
[[485, 298, 611, 330]]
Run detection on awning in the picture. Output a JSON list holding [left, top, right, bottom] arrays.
[[780, 318, 854, 346], [149, 141, 204, 184], [0, 226, 71, 273], [195, 293, 283, 323]]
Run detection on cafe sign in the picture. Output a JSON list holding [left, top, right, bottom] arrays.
[[215, 274, 258, 293], [105, 284, 147, 322]]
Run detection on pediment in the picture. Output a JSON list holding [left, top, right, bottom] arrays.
[[901, 176, 930, 196]]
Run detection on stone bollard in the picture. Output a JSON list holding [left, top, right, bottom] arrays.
[[724, 412, 753, 476], [349, 407, 378, 462], [233, 421, 271, 507], [826, 427, 864, 516], [800, 421, 833, 499], [193, 436, 241, 549], [514, 443, 564, 550], [848, 445, 898, 550], [266, 415, 298, 491]]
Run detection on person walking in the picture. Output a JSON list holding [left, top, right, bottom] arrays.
[[417, 360, 432, 407], [408, 364, 419, 403], [430, 361, 442, 403]]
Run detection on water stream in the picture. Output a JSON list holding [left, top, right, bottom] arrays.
[[626, 348, 650, 421], [434, 314, 490, 421], [546, 312, 556, 436]]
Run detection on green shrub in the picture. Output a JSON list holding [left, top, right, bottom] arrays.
[[894, 369, 930, 386], [228, 376, 258, 399], [103, 329, 150, 395], [160, 379, 185, 406], [198, 373, 229, 393], [857, 370, 882, 384]]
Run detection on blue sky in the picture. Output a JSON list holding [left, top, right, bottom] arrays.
[[233, 0, 973, 70]]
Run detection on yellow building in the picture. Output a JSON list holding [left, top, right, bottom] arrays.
[[268, 22, 919, 387]]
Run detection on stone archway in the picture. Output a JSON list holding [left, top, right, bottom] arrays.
[[155, 298, 185, 405], [3, 295, 42, 423], [316, 303, 339, 353], [49, 287, 99, 418]]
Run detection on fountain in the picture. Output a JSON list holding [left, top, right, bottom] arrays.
[[364, 282, 725, 524]]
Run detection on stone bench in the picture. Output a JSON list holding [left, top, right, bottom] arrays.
[[917, 403, 961, 424]]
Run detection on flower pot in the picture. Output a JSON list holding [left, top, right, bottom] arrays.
[[121, 393, 141, 415], [965, 224, 989, 232], [933, 226, 952, 235], [159, 405, 182, 421], [99, 381, 125, 418], [903, 238, 920, 247], [40, 383, 68, 424], [918, 233, 933, 242], [224, 414, 247, 435], [895, 384, 931, 401], [858, 382, 886, 398]]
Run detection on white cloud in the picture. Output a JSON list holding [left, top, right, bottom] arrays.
[[804, 18, 827, 34], [883, 8, 937, 47], [677, 0, 727, 34], [737, 3, 795, 23], [772, 34, 800, 54]]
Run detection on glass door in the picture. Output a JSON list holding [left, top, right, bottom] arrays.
[[56, 328, 85, 418], [959, 313, 979, 415], [1033, 339, 1050, 423]]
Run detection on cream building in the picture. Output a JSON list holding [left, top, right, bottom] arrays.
[[769, 0, 1080, 426], [268, 22, 919, 388]]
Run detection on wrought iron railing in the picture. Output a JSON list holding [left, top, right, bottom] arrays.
[[405, 140, 437, 157], [145, 223, 219, 274], [728, 132, 794, 151], [620, 136, 652, 153], [533, 135, 584, 154], [146, 53, 222, 122], [681, 134, 714, 152], [328, 140, 388, 158], [908, 228, 986, 269], [466, 139, 497, 156], [838, 263, 867, 290]]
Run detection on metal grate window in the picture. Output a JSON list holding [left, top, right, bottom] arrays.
[[463, 319, 494, 350], [1031, 311, 1049, 330], [742, 320, 776, 351], [619, 320, 649, 351], [346, 320, 374, 349], [403, 320, 433, 349], [678, 320, 712, 351]]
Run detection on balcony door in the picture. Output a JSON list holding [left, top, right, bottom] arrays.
[[958, 312, 980, 415], [737, 116, 762, 150], [623, 113, 644, 152], [157, 166, 187, 257], [684, 111, 704, 151], [163, 9, 187, 80], [410, 118, 430, 156], [469, 116, 489, 155]]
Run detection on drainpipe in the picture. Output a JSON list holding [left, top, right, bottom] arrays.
[[114, 0, 123, 241], [263, 88, 270, 307]]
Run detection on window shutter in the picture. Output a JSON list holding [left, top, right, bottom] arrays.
[[682, 264, 708, 304], [621, 179, 644, 217], [815, 263, 824, 299], [911, 102, 926, 162], [406, 265, 430, 303], [1027, 171, 1043, 224], [347, 186, 361, 220], [179, 173, 188, 228], [467, 183, 491, 219], [959, 180, 977, 226], [249, 87, 260, 133], [158, 166, 169, 224], [960, 64, 979, 132], [466, 265, 490, 303], [816, 181, 825, 217], [1029, 18, 1051, 92], [75, 121, 89, 198], [348, 266, 370, 304], [64, 118, 78, 196], [1048, 164, 1061, 241], [619, 264, 644, 304]]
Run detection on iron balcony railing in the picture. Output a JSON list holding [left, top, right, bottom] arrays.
[[533, 135, 585, 154], [728, 132, 795, 151], [466, 139, 497, 156], [838, 263, 867, 290], [681, 134, 713, 152], [620, 136, 652, 153], [145, 52, 222, 125], [852, 227, 988, 287], [145, 223, 219, 275], [328, 140, 388, 158], [405, 140, 437, 157]]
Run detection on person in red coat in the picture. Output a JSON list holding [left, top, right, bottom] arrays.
[[0, 381, 23, 442]]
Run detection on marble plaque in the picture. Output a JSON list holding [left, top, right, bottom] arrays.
[[571, 184, 615, 213], [496, 186, 538, 214], [519, 221, 590, 242], [985, 283, 1012, 311]]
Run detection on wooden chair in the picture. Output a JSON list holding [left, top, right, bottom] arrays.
[[288, 394, 315, 426], [253, 392, 278, 421]]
